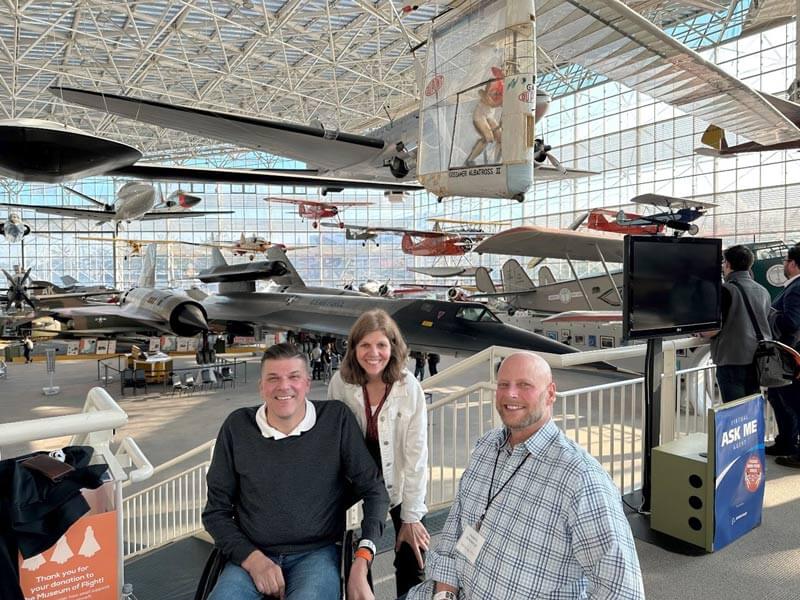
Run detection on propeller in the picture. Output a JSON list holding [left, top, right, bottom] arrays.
[[1, 267, 37, 311], [533, 138, 566, 175]]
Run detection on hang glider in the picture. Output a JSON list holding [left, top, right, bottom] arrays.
[[0, 119, 423, 193]]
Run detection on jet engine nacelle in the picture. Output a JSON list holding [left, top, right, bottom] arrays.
[[121, 288, 209, 336], [447, 287, 468, 302], [165, 190, 202, 209]]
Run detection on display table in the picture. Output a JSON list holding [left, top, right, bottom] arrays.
[[127, 354, 173, 383]]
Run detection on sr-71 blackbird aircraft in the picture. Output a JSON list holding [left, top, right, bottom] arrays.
[[198, 247, 577, 358]]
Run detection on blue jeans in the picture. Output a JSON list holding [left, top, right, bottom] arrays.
[[208, 544, 341, 600], [716, 364, 760, 404]]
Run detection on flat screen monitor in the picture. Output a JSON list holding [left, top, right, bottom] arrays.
[[623, 236, 722, 340]]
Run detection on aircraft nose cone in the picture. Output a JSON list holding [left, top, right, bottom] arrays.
[[172, 303, 208, 336]]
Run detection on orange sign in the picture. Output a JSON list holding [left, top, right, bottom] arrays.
[[19, 510, 118, 600]]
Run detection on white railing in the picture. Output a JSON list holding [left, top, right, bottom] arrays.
[[0, 387, 153, 596], [123, 339, 746, 556]]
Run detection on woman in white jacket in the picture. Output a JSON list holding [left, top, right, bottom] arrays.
[[328, 309, 430, 595]]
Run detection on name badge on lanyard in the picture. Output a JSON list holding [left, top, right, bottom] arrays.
[[455, 524, 486, 565]]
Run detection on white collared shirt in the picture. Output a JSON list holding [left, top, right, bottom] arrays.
[[255, 400, 316, 440], [784, 272, 800, 288]]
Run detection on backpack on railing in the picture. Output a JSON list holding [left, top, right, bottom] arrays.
[[731, 280, 797, 388]]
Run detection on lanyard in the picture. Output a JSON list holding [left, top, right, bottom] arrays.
[[362, 384, 391, 443], [476, 445, 530, 532]]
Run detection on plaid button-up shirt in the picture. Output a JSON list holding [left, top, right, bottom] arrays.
[[408, 420, 644, 599]]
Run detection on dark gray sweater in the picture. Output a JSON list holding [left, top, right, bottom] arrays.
[[202, 400, 389, 564]]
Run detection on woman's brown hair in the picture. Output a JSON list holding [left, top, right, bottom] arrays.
[[340, 309, 409, 386]]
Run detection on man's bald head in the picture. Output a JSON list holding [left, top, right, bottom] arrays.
[[495, 352, 556, 445]]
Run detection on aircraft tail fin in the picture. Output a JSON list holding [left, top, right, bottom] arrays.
[[60, 275, 78, 288], [538, 266, 556, 286], [587, 211, 609, 230], [266, 246, 305, 288], [501, 260, 535, 292], [475, 267, 496, 294], [211, 247, 228, 267], [700, 124, 728, 150], [138, 244, 157, 288]]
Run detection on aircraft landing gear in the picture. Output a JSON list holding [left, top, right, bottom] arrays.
[[437, 196, 443, 203], [195, 331, 216, 365], [513, 193, 525, 203], [688, 224, 699, 235], [312, 221, 319, 229], [338, 221, 345, 229]]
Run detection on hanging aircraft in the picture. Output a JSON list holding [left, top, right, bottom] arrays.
[[48, 0, 800, 201], [0, 182, 235, 234], [321, 222, 380, 247], [588, 194, 717, 236], [587, 209, 663, 236], [695, 107, 800, 157], [0, 119, 423, 194], [329, 219, 495, 256], [1, 213, 32, 242], [78, 233, 310, 261], [267, 196, 374, 229]]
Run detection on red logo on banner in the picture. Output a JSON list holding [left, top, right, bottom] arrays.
[[744, 454, 763, 492], [425, 74, 444, 96]]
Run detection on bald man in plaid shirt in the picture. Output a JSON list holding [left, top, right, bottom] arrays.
[[405, 352, 644, 600]]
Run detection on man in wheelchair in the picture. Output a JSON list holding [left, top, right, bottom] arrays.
[[202, 343, 389, 599]]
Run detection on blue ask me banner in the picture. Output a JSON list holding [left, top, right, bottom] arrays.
[[713, 395, 766, 550]]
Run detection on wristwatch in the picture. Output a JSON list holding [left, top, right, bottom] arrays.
[[356, 538, 376, 557], [432, 591, 457, 600]]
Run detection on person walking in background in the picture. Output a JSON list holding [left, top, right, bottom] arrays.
[[426, 353, 440, 377], [22, 336, 34, 364], [328, 309, 430, 596], [411, 351, 426, 381]]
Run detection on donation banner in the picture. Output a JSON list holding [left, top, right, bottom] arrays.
[[713, 394, 766, 550], [19, 510, 118, 600]]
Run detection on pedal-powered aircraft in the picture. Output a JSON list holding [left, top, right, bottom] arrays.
[[267, 196, 373, 229], [588, 194, 716, 236], [44, 1, 800, 201]]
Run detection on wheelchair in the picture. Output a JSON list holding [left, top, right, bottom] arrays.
[[194, 529, 370, 600]]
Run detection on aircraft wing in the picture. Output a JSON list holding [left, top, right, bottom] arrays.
[[407, 266, 485, 278], [534, 164, 598, 180], [536, 0, 800, 146], [111, 164, 422, 192], [474, 226, 624, 262], [632, 193, 718, 209], [0, 203, 113, 220], [138, 209, 235, 220], [51, 87, 388, 172]]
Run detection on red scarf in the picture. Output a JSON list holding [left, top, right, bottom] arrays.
[[362, 384, 391, 444]]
